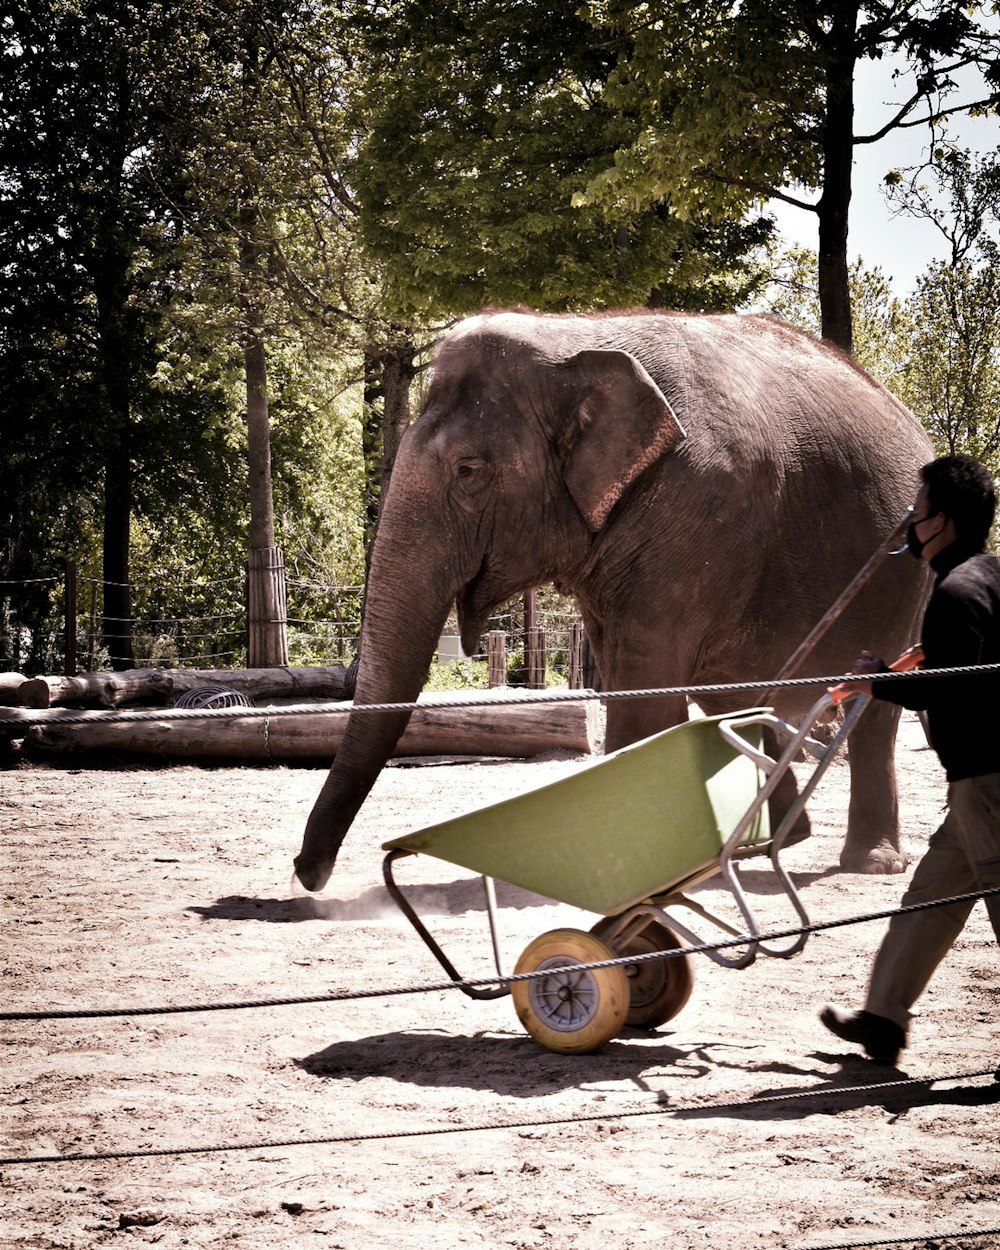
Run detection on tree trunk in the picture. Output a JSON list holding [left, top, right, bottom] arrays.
[[380, 332, 416, 488], [91, 42, 136, 670], [244, 333, 276, 551], [239, 22, 288, 669], [95, 267, 134, 671], [246, 543, 289, 667], [816, 4, 858, 354], [102, 454, 134, 669], [361, 329, 416, 576]]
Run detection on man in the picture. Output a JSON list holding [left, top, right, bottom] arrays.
[[820, 454, 1000, 1065]]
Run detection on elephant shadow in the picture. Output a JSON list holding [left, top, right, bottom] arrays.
[[188, 876, 555, 924], [688, 866, 835, 898], [189, 856, 833, 924]]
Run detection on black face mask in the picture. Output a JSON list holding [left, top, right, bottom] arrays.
[[906, 513, 942, 560]]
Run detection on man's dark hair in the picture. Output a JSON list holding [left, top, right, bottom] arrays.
[[921, 455, 996, 550]]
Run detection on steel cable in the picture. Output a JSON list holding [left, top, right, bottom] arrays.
[[0, 662, 998, 729], [0, 1067, 996, 1168], [798, 1227, 1000, 1250], [3, 885, 998, 1023]]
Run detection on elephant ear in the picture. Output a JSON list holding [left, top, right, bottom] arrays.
[[560, 348, 687, 531]]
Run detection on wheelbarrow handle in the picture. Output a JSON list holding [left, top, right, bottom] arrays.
[[826, 644, 925, 707]]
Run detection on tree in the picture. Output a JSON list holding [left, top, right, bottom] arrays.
[[1, 1, 372, 672], [750, 147, 1000, 487], [152, 1, 418, 588], [578, 1, 1000, 352], [898, 250, 1000, 465], [746, 244, 915, 385], [349, 0, 771, 320], [885, 139, 1000, 266], [0, 1, 240, 668], [887, 146, 1000, 468]]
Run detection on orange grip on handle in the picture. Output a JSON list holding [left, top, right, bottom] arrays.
[[827, 644, 925, 706]]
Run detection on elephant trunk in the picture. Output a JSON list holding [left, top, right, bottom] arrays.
[[293, 543, 452, 892]]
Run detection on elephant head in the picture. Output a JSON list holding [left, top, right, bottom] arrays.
[[293, 313, 686, 891]]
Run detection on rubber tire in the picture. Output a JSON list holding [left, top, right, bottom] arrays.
[[590, 916, 695, 1029], [511, 928, 630, 1054]]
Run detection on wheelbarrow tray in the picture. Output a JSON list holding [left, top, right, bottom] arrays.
[[382, 710, 771, 916]]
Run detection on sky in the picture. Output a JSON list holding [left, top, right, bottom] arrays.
[[769, 45, 999, 295]]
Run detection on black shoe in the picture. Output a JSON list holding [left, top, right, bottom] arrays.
[[819, 1005, 906, 1065]]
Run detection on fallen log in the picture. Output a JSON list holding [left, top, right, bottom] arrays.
[[16, 665, 352, 709], [0, 673, 29, 707], [12, 691, 600, 762]]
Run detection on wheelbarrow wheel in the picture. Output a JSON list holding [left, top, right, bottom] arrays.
[[590, 917, 694, 1029], [511, 928, 629, 1054]]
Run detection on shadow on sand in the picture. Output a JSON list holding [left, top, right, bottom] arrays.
[[294, 1026, 1000, 1115]]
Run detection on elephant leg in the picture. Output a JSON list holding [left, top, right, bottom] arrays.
[[604, 691, 688, 753], [762, 725, 812, 847], [840, 698, 907, 874], [589, 627, 691, 752]]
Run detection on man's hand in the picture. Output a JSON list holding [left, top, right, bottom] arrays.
[[824, 645, 923, 716], [846, 649, 887, 695]]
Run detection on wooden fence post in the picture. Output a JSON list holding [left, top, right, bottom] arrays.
[[526, 624, 546, 689], [246, 545, 289, 668], [488, 629, 507, 687], [568, 621, 585, 689]]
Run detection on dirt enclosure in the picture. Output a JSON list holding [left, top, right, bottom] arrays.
[[2, 711, 998, 1250]]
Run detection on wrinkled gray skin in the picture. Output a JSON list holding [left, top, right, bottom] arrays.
[[295, 311, 932, 893]]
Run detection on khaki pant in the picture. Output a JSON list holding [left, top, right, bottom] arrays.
[[865, 771, 1000, 1033]]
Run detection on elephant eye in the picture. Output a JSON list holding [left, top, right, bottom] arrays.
[[454, 457, 493, 494]]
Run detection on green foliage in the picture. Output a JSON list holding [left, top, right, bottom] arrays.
[[423, 658, 490, 692], [0, 1, 373, 669], [747, 235, 1000, 492], [579, 1, 999, 217], [896, 249, 1000, 469], [351, 0, 770, 318], [880, 145, 1000, 477], [0, 1, 247, 666], [575, 1, 1000, 346], [579, 0, 822, 219]]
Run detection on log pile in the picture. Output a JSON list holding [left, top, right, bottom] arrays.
[[10, 664, 353, 709], [0, 667, 599, 764]]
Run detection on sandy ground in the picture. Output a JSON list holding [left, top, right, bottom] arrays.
[[1, 711, 998, 1250]]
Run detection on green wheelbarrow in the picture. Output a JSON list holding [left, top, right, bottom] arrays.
[[382, 688, 870, 1054]]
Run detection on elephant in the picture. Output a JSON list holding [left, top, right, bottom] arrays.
[[294, 309, 933, 893]]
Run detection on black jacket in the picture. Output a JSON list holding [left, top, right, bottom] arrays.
[[872, 544, 1000, 782]]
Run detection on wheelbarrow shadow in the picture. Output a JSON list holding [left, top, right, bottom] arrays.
[[296, 1027, 753, 1097]]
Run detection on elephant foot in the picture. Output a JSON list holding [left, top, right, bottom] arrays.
[[839, 841, 909, 875]]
